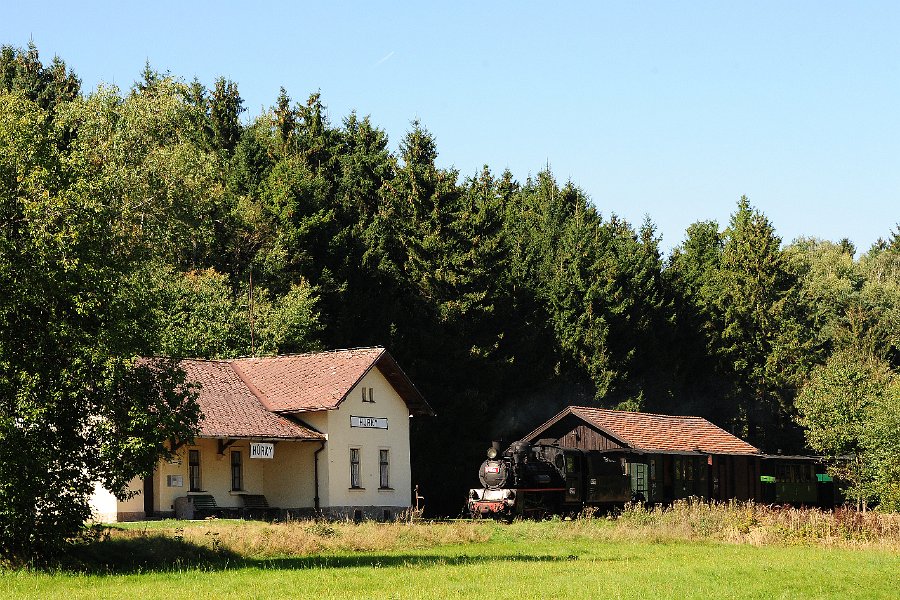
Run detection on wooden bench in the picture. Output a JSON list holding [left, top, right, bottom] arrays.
[[188, 494, 220, 519], [239, 494, 274, 520]]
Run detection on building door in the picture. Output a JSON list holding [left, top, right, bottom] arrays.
[[565, 452, 582, 503], [630, 463, 648, 501], [143, 474, 154, 517]]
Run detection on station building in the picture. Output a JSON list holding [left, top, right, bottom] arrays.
[[89, 347, 433, 522]]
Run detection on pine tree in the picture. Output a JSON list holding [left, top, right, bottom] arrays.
[[209, 77, 244, 154], [715, 197, 811, 447]]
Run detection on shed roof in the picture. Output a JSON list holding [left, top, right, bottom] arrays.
[[522, 406, 760, 455]]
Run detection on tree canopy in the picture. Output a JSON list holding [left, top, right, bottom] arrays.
[[1, 43, 899, 558]]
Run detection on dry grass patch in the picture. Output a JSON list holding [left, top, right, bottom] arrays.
[[484, 501, 900, 551], [105, 518, 491, 558], [62, 502, 899, 574], [604, 500, 900, 549]]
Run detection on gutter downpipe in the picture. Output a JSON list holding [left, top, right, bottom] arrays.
[[314, 440, 326, 514]]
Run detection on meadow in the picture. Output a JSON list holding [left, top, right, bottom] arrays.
[[3, 502, 899, 600]]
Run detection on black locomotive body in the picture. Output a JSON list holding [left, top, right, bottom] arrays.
[[467, 441, 636, 519], [467, 441, 843, 518]]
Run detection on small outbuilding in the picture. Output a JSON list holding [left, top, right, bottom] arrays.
[[90, 347, 433, 522], [520, 406, 762, 503]]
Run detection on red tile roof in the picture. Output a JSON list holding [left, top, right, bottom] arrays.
[[231, 348, 386, 413], [524, 406, 760, 455], [171, 347, 432, 439], [180, 360, 324, 440]]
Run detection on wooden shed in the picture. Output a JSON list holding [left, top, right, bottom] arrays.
[[520, 406, 762, 503]]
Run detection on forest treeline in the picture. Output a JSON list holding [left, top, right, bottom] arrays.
[[1, 43, 899, 552]]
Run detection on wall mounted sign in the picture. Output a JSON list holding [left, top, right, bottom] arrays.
[[351, 415, 388, 429], [250, 442, 275, 459]]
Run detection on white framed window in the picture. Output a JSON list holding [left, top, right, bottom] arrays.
[[350, 447, 361, 488], [360, 387, 375, 403], [379, 449, 390, 489]]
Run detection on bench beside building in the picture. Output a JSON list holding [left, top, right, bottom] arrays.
[[90, 347, 433, 522]]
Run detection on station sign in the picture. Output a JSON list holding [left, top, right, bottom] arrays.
[[250, 442, 275, 459], [351, 415, 388, 429]]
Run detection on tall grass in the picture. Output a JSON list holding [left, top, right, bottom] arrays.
[[56, 502, 900, 573], [603, 500, 900, 549], [95, 518, 491, 560]]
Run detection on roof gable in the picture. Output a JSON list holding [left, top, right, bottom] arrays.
[[522, 406, 759, 455]]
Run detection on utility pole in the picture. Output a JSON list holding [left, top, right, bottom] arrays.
[[249, 269, 255, 355]]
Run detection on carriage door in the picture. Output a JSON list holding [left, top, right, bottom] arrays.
[[565, 452, 582, 503], [630, 463, 648, 501]]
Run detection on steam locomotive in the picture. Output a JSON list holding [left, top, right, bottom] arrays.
[[467, 441, 641, 519], [467, 441, 841, 519]]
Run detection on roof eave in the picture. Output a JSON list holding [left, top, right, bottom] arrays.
[[197, 433, 325, 441], [374, 352, 435, 417]]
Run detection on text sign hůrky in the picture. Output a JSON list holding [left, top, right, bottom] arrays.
[[250, 442, 275, 459], [351, 416, 388, 430]]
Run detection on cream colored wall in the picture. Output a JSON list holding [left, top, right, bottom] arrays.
[[153, 450, 184, 512], [300, 411, 330, 506], [149, 438, 319, 512], [152, 438, 253, 511], [88, 476, 145, 522], [261, 441, 319, 507], [119, 477, 145, 514], [320, 368, 412, 508]]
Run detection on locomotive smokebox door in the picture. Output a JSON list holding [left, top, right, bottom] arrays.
[[479, 459, 509, 489]]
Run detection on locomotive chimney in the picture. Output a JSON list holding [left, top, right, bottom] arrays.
[[491, 440, 501, 455]]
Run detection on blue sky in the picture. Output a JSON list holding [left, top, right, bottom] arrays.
[[4, 2, 898, 252]]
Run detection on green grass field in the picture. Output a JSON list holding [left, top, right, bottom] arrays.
[[3, 535, 898, 600], [3, 506, 899, 600]]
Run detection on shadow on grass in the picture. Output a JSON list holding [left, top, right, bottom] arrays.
[[49, 536, 243, 574], [254, 552, 595, 571], [48, 536, 602, 575]]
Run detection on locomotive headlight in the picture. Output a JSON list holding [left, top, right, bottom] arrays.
[[487, 447, 498, 459]]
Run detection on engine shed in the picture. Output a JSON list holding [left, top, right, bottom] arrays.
[[520, 406, 813, 505]]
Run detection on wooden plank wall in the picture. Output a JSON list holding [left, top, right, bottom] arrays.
[[556, 425, 625, 451]]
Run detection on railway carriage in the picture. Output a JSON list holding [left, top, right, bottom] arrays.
[[468, 407, 840, 518]]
